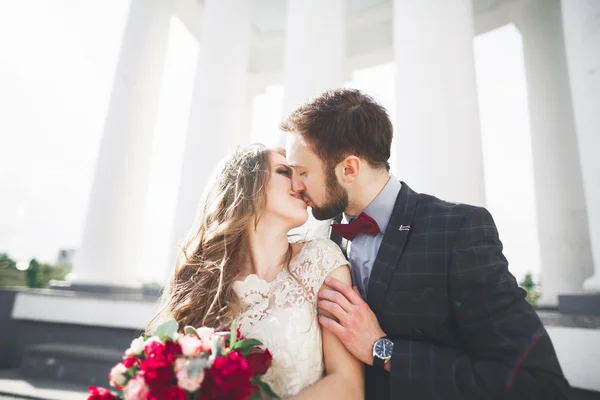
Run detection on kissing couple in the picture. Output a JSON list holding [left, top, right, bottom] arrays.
[[156, 88, 570, 399]]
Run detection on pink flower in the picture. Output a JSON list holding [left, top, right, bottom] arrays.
[[108, 363, 128, 389], [177, 334, 203, 356], [87, 386, 117, 400], [174, 358, 204, 392], [124, 375, 149, 400]]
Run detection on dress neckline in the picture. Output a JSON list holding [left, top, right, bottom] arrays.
[[235, 241, 310, 286]]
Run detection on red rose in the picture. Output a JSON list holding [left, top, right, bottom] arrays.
[[163, 341, 182, 362], [123, 357, 140, 368], [140, 357, 176, 387], [87, 386, 117, 400], [200, 350, 254, 400], [145, 340, 182, 363], [246, 349, 272, 376], [147, 384, 187, 400], [144, 340, 162, 356]]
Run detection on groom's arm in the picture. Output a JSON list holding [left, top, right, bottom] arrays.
[[389, 206, 570, 399]]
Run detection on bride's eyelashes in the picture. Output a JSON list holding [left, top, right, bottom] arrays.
[[276, 167, 292, 177]]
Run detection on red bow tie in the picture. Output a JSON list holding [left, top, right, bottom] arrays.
[[331, 212, 381, 241]]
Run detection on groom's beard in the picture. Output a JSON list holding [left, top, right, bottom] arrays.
[[309, 167, 348, 221]]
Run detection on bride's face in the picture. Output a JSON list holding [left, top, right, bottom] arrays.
[[262, 152, 308, 229]]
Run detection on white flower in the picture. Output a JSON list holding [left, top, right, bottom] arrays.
[[174, 358, 204, 392], [125, 336, 145, 357], [195, 327, 215, 340], [195, 327, 216, 352], [178, 334, 203, 356], [109, 363, 128, 388], [124, 375, 149, 399], [143, 336, 162, 347]]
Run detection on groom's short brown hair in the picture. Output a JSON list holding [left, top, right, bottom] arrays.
[[280, 88, 393, 171]]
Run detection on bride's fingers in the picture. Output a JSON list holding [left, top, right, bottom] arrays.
[[318, 299, 347, 322], [318, 289, 352, 313]]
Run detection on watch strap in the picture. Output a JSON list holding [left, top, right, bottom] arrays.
[[374, 353, 386, 368], [373, 336, 389, 369]]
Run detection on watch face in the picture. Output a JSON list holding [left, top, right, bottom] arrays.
[[375, 338, 393, 358]]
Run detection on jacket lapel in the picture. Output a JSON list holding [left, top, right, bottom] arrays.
[[367, 181, 419, 319]]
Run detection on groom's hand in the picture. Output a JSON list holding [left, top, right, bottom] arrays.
[[318, 277, 386, 366]]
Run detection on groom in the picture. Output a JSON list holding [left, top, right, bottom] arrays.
[[283, 88, 570, 399]]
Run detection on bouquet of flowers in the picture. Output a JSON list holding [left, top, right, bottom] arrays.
[[87, 320, 278, 400]]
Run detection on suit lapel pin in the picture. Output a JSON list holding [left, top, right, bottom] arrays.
[[399, 225, 410, 232]]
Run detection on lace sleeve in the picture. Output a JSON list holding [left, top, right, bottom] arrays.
[[308, 238, 350, 294]]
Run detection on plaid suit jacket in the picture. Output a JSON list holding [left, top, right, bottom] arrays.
[[330, 181, 570, 400]]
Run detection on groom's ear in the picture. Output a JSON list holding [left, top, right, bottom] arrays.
[[340, 156, 360, 183]]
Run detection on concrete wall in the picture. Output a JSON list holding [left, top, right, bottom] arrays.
[[0, 289, 19, 369]]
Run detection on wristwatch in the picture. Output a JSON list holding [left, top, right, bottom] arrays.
[[372, 336, 393, 369]]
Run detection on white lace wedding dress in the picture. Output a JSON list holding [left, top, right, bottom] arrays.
[[233, 238, 349, 398]]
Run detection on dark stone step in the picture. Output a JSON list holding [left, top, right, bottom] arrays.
[[559, 292, 600, 317], [20, 343, 122, 388]]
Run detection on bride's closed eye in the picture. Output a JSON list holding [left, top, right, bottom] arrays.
[[276, 167, 292, 177]]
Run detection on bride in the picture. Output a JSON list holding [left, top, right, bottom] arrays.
[[158, 144, 364, 399]]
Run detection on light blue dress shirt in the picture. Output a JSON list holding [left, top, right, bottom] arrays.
[[343, 175, 402, 300]]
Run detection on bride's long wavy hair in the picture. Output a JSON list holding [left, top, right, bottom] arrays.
[[148, 144, 287, 332]]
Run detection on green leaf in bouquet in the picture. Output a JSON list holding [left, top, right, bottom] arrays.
[[125, 368, 137, 379], [183, 325, 200, 337], [232, 338, 263, 354], [252, 378, 281, 400], [229, 320, 238, 349], [154, 318, 179, 341]]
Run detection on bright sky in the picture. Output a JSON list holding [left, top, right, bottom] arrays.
[[0, 1, 540, 284]]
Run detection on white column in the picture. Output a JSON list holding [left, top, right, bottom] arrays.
[[70, 0, 174, 286], [561, 0, 600, 291], [280, 0, 345, 128], [393, 0, 486, 206], [515, 0, 594, 305], [280, 0, 346, 240], [170, 0, 251, 258]]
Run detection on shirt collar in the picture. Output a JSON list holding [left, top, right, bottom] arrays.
[[342, 174, 402, 233]]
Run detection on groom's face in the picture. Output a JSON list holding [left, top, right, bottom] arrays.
[[286, 134, 349, 220]]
